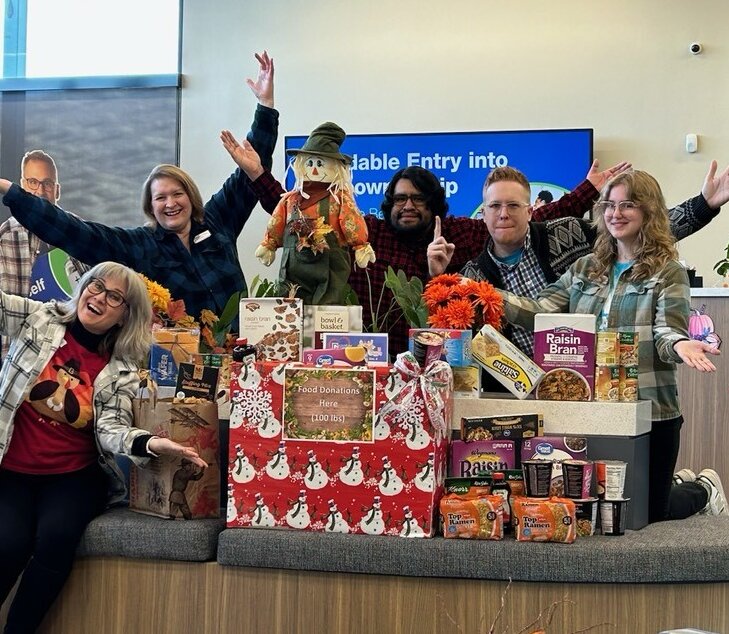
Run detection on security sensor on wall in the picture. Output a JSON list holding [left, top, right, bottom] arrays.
[[689, 42, 703, 55], [686, 134, 698, 154]]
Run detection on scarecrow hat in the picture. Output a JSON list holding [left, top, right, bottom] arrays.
[[287, 121, 352, 164]]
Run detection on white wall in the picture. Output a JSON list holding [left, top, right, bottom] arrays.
[[179, 0, 729, 285]]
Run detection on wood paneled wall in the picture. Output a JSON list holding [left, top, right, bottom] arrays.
[[3, 558, 726, 633]]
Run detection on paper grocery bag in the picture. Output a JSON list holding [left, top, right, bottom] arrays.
[[130, 398, 220, 519]]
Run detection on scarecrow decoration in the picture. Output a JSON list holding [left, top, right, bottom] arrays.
[[255, 122, 375, 304]]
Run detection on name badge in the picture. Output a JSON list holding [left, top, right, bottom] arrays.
[[194, 230, 212, 244]]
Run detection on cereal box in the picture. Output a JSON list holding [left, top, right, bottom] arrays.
[[449, 439, 517, 477], [408, 328, 472, 367], [471, 325, 544, 399], [533, 313, 596, 401], [304, 305, 363, 349], [239, 297, 303, 362]]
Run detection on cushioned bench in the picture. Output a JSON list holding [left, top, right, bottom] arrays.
[[217, 515, 729, 583], [77, 507, 225, 561]]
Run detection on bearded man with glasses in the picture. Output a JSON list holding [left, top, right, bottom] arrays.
[[0, 150, 88, 362]]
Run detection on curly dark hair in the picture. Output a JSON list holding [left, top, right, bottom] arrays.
[[381, 166, 448, 223]]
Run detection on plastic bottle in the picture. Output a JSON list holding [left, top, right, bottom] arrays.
[[491, 471, 512, 530]]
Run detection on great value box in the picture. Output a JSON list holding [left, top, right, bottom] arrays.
[[521, 436, 588, 497], [227, 355, 452, 537]]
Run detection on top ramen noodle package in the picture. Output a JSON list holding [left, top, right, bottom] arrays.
[[440, 493, 504, 540], [512, 497, 577, 543], [533, 313, 596, 401]]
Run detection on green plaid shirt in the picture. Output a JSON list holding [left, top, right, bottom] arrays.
[[501, 255, 690, 421]]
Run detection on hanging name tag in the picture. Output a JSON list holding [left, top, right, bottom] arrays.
[[194, 230, 212, 244]]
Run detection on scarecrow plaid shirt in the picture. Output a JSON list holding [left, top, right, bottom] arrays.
[[2, 105, 280, 325]]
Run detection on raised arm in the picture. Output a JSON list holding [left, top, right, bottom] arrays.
[[1, 182, 140, 267], [668, 160, 729, 241], [532, 160, 632, 222]]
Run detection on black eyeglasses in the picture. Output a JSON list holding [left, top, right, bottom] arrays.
[[22, 177, 56, 192], [87, 278, 127, 308], [392, 193, 427, 208]]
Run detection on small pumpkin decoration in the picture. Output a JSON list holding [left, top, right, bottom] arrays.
[[689, 304, 722, 350]]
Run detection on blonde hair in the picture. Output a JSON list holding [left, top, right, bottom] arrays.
[[22, 149, 58, 181], [290, 154, 354, 201], [590, 170, 677, 282], [484, 166, 531, 199], [141, 164, 205, 226], [58, 262, 153, 363]]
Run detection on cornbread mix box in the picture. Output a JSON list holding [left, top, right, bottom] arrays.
[[449, 439, 517, 477], [322, 332, 389, 365], [149, 328, 201, 387], [304, 305, 363, 349], [461, 413, 544, 441], [533, 313, 596, 401], [226, 353, 452, 537], [471, 325, 544, 399], [408, 328, 472, 366], [521, 436, 588, 497], [239, 297, 303, 362]]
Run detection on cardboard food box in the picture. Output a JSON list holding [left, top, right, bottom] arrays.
[[130, 399, 220, 519], [304, 305, 363, 349], [227, 357, 452, 537], [520, 436, 588, 497], [302, 346, 368, 367], [452, 365, 480, 398], [408, 328, 472, 367], [471, 325, 544, 399], [533, 313, 596, 401], [449, 439, 517, 477], [461, 413, 544, 441], [239, 297, 303, 362], [149, 328, 201, 387], [191, 353, 232, 418], [596, 331, 619, 365], [322, 332, 389, 366]]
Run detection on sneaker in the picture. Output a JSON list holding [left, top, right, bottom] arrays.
[[696, 469, 728, 516], [673, 468, 697, 485]]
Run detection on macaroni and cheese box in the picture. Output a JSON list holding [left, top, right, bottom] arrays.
[[533, 314, 596, 401], [471, 325, 544, 399], [322, 332, 389, 365]]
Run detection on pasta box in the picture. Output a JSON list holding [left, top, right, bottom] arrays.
[[533, 313, 596, 401]]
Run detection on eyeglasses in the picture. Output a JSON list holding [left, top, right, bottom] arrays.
[[86, 278, 127, 308], [392, 193, 428, 208], [22, 177, 57, 192], [596, 200, 640, 214], [482, 201, 530, 214]]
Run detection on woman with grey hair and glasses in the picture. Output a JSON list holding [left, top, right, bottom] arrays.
[[0, 261, 206, 633]]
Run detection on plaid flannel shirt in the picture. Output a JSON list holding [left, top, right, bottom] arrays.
[[2, 105, 279, 325], [348, 178, 599, 355], [501, 256, 691, 421], [0, 291, 149, 504]]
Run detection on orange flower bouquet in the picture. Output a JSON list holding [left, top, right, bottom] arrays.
[[139, 274, 197, 329], [423, 273, 504, 332]]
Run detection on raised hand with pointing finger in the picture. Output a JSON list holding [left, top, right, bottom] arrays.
[[427, 216, 455, 277]]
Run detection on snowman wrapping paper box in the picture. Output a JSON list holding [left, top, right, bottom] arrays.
[[226, 354, 452, 537]]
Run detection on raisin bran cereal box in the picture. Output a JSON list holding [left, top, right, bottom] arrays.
[[239, 297, 303, 362], [449, 439, 516, 477], [534, 314, 596, 401]]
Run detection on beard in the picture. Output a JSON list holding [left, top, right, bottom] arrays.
[[387, 210, 435, 241]]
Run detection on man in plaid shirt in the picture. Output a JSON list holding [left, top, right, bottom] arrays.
[[458, 162, 729, 358], [0, 150, 88, 361], [0, 52, 281, 331]]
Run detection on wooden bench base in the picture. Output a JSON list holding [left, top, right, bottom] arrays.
[[8, 558, 727, 633]]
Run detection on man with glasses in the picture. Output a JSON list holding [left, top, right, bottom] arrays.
[[0, 150, 87, 360], [457, 163, 729, 358], [347, 162, 628, 355]]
